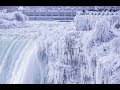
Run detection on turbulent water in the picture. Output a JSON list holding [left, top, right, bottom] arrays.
[[0, 18, 120, 84]]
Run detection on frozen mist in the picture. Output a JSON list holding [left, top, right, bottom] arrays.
[[0, 6, 120, 84]]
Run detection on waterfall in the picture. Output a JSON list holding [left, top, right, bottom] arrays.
[[0, 19, 120, 84]]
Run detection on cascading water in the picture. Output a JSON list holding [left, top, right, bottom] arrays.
[[0, 33, 44, 84]]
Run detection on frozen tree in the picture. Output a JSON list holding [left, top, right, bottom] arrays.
[[93, 19, 115, 45], [13, 11, 29, 22], [74, 15, 93, 31]]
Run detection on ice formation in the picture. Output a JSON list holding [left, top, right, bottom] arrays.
[[0, 10, 120, 84], [0, 11, 29, 29]]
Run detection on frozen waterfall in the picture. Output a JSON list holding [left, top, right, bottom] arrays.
[[0, 11, 120, 84]]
